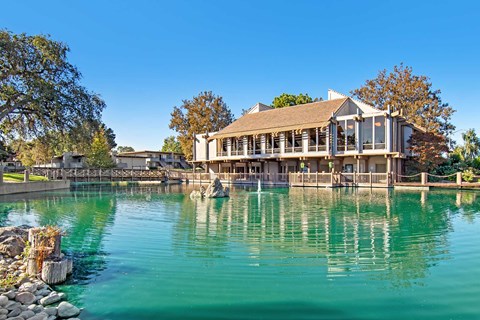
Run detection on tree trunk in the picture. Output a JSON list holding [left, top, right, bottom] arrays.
[[41, 259, 68, 285]]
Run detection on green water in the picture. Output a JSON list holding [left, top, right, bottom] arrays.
[[1, 185, 480, 319]]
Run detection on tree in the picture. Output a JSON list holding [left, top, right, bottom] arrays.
[[461, 129, 480, 161], [86, 129, 115, 168], [0, 30, 105, 140], [407, 131, 449, 173], [169, 91, 234, 160], [351, 64, 455, 135], [352, 64, 455, 171], [116, 146, 135, 153], [161, 136, 182, 153], [271, 93, 322, 108]]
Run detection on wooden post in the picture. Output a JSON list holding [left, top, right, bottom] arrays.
[[353, 171, 357, 186], [42, 260, 68, 284], [369, 171, 373, 188], [0, 166, 3, 184], [24, 169, 30, 182], [316, 171, 319, 188], [457, 172, 462, 186], [421, 172, 427, 185]]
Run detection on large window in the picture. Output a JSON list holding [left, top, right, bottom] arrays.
[[362, 117, 373, 150], [294, 131, 302, 152], [273, 135, 280, 153], [308, 128, 327, 152], [247, 136, 254, 155], [266, 134, 272, 152], [374, 116, 386, 149], [232, 137, 243, 156], [284, 131, 293, 153], [254, 136, 261, 154], [346, 119, 356, 150], [217, 139, 228, 157], [337, 121, 346, 152], [308, 129, 317, 152]]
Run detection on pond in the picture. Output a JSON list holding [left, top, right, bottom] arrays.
[[1, 185, 479, 319]]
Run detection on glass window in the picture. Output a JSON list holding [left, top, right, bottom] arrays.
[[294, 131, 302, 152], [346, 119, 356, 150], [266, 134, 272, 151], [285, 131, 293, 152], [363, 117, 373, 150], [318, 130, 327, 151], [273, 136, 280, 153], [337, 121, 346, 152], [309, 129, 317, 152], [374, 116, 386, 149], [254, 136, 261, 154]]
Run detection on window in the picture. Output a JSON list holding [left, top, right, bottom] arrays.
[[346, 119, 356, 150], [362, 117, 373, 150], [266, 134, 272, 152], [247, 136, 254, 155], [285, 131, 293, 153], [294, 131, 302, 152], [232, 137, 243, 155], [337, 121, 346, 152], [308, 129, 317, 152], [374, 116, 386, 149], [273, 136, 280, 153], [254, 136, 261, 154], [318, 129, 327, 151]]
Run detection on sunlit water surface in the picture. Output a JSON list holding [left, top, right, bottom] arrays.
[[1, 185, 479, 320]]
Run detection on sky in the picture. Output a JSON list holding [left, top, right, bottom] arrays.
[[2, 0, 479, 150]]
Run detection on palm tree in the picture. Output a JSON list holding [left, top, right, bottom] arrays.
[[461, 129, 480, 161]]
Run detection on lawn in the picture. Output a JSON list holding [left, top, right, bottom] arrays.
[[3, 173, 48, 182]]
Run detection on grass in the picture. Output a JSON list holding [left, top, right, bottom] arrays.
[[3, 173, 48, 182]]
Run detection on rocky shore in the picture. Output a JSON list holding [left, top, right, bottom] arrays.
[[0, 227, 82, 320]]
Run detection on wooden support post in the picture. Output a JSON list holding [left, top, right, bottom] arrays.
[[457, 172, 462, 186], [369, 171, 373, 188], [421, 172, 427, 185], [353, 171, 357, 186]]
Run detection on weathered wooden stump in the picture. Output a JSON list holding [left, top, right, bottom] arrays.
[[26, 226, 72, 284], [42, 259, 68, 284]]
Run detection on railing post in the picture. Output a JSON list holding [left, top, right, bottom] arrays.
[[24, 169, 30, 182], [457, 172, 462, 186], [330, 171, 334, 187], [302, 172, 304, 187], [353, 171, 357, 186], [369, 171, 373, 188], [421, 172, 427, 185], [316, 171, 319, 188]]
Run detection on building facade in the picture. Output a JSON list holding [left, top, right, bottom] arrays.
[[115, 150, 190, 170], [192, 90, 419, 176]]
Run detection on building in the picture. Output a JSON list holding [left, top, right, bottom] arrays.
[[34, 152, 86, 169], [192, 90, 421, 176], [115, 150, 190, 170]]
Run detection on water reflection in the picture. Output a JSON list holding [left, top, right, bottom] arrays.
[[174, 187, 480, 287]]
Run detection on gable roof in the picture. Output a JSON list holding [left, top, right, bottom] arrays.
[[210, 98, 348, 140]]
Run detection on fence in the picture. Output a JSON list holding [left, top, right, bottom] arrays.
[[395, 172, 480, 187], [31, 168, 166, 182]]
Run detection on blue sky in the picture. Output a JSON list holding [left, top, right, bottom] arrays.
[[2, 0, 479, 149]]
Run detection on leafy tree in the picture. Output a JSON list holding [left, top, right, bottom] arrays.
[[169, 91, 234, 160], [352, 64, 455, 171], [271, 93, 322, 108], [460, 129, 480, 161], [0, 30, 105, 140], [85, 129, 115, 168], [161, 136, 182, 153], [116, 146, 135, 153], [351, 64, 455, 135]]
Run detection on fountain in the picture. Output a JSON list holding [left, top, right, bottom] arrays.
[[257, 179, 262, 193]]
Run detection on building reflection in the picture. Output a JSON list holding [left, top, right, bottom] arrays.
[[174, 187, 480, 287]]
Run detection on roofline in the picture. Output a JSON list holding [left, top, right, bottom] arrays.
[[117, 150, 184, 155]]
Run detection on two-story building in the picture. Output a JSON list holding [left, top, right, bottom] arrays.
[[115, 150, 190, 170], [192, 90, 420, 177]]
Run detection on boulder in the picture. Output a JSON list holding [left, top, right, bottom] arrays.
[[204, 178, 230, 198], [57, 302, 80, 318], [0, 296, 7, 307], [39, 292, 62, 306], [0, 227, 28, 258], [15, 292, 36, 305]]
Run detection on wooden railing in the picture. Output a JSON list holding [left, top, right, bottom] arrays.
[[31, 167, 166, 182]]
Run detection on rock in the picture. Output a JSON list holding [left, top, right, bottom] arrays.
[[35, 289, 51, 297], [18, 283, 37, 293], [57, 302, 80, 318], [7, 307, 21, 317], [0, 314, 5, 320], [15, 292, 36, 305], [0, 309, 7, 315], [7, 317, 24, 320], [43, 307, 56, 316], [19, 310, 35, 318], [5, 300, 19, 310], [39, 293, 61, 306], [0, 296, 7, 308], [0, 227, 28, 258], [28, 312, 49, 320], [204, 178, 230, 198], [27, 304, 43, 313]]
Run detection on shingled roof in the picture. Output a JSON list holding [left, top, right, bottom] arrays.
[[210, 98, 348, 140]]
